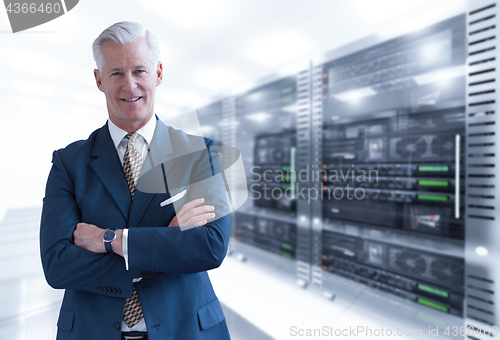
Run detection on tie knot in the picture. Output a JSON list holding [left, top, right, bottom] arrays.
[[126, 132, 140, 145]]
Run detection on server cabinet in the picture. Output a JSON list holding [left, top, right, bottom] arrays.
[[231, 73, 313, 281], [312, 14, 470, 328], [464, 0, 500, 337], [196, 98, 239, 251], [196, 99, 225, 144]]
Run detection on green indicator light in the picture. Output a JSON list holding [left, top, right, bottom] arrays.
[[281, 253, 293, 259], [418, 166, 449, 172], [282, 87, 293, 94], [418, 194, 448, 202], [282, 166, 291, 171], [281, 185, 291, 190], [282, 96, 293, 104], [418, 180, 449, 187], [418, 284, 449, 298], [417, 298, 448, 312], [283, 176, 291, 181], [282, 243, 293, 251]]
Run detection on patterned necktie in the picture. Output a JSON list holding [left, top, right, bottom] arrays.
[[123, 133, 143, 200], [122, 133, 145, 328]]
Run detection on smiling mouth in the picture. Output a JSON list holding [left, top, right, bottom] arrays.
[[122, 96, 142, 102]]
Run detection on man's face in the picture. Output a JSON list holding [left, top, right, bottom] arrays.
[[94, 38, 163, 132]]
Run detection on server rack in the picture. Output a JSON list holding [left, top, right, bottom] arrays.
[[464, 0, 500, 337], [195, 98, 239, 251], [310, 14, 470, 330], [229, 72, 316, 281], [195, 99, 225, 144]]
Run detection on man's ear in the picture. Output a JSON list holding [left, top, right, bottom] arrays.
[[156, 61, 163, 87], [94, 69, 104, 92]]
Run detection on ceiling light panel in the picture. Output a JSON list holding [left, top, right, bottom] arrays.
[[162, 90, 204, 107], [247, 31, 313, 67], [194, 67, 243, 91]]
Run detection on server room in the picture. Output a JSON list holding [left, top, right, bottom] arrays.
[[1, 0, 499, 339]]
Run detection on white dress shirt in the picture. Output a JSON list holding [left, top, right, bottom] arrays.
[[107, 115, 156, 332]]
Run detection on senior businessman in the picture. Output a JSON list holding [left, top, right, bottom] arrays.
[[40, 21, 231, 340]]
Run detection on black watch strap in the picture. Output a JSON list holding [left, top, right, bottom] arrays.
[[105, 240, 113, 253]]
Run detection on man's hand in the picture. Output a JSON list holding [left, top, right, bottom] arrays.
[[168, 198, 215, 227], [73, 223, 123, 256]]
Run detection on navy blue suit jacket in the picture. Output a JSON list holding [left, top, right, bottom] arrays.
[[40, 118, 231, 340]]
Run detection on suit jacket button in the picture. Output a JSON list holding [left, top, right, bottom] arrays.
[[97, 287, 102, 292], [113, 322, 120, 331]]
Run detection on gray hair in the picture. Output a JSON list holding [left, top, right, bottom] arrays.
[[92, 21, 160, 71]]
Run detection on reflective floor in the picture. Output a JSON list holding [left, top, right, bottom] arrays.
[[0, 207, 62, 340], [0, 207, 272, 340]]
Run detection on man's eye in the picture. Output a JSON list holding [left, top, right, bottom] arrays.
[[137, 70, 146, 74], [111, 72, 120, 76]]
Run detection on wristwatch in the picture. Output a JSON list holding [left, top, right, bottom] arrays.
[[102, 228, 117, 254]]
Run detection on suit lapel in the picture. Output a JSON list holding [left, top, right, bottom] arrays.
[[90, 124, 131, 220], [128, 119, 175, 228]]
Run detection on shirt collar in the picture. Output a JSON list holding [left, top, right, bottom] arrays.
[[107, 115, 157, 149]]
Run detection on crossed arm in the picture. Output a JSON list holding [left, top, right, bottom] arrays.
[[72, 198, 216, 256]]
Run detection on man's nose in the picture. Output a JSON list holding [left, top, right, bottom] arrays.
[[122, 74, 138, 92]]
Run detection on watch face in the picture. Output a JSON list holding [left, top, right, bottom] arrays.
[[103, 229, 116, 242]]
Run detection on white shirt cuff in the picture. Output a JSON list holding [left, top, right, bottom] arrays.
[[123, 228, 142, 282], [123, 228, 129, 270]]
